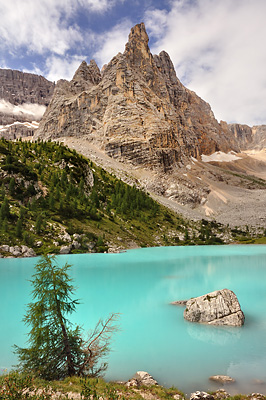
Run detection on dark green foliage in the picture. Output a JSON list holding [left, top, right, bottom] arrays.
[[0, 197, 10, 220], [0, 137, 244, 253], [110, 181, 159, 219], [15, 256, 119, 380], [15, 218, 23, 238], [8, 177, 16, 196], [35, 215, 43, 234]]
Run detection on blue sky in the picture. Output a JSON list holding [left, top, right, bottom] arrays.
[[0, 0, 266, 126]]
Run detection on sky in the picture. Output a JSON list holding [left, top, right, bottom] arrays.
[[0, 0, 266, 127]]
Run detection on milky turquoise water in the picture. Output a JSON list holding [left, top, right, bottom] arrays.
[[1, 245, 266, 395]]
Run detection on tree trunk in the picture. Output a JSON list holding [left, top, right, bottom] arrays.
[[54, 290, 75, 376]]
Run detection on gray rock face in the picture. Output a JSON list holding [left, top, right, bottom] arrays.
[[228, 123, 266, 150], [0, 68, 54, 109], [184, 289, 245, 326]]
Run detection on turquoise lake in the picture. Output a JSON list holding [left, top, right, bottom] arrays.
[[1, 245, 266, 395]]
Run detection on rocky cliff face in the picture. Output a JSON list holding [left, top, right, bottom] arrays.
[[35, 23, 240, 172], [0, 68, 55, 126], [228, 123, 266, 150]]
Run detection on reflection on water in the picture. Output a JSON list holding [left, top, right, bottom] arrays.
[[1, 245, 266, 395], [186, 323, 242, 346]]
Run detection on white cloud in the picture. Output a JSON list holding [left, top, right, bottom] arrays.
[[93, 19, 132, 67], [0, 99, 46, 119], [0, 0, 122, 57], [145, 0, 266, 126], [45, 55, 87, 82]]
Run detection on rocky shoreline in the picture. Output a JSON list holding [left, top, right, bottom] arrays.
[[15, 371, 265, 400], [0, 244, 36, 258]]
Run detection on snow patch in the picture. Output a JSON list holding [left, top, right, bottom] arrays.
[[0, 121, 39, 132], [201, 151, 242, 163]]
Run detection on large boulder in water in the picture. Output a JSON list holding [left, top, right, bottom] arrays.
[[184, 289, 245, 326]]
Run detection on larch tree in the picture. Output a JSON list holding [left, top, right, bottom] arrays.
[[14, 255, 119, 380]]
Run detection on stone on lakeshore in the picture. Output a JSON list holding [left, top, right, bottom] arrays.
[[126, 371, 158, 387], [9, 246, 21, 257], [184, 289, 245, 326], [249, 394, 266, 400], [212, 389, 230, 399], [190, 391, 214, 400], [60, 245, 72, 254], [125, 378, 138, 388], [60, 233, 72, 242], [21, 245, 36, 257], [209, 375, 235, 384], [0, 245, 10, 252], [173, 395, 184, 400], [72, 240, 81, 249], [22, 248, 36, 257], [21, 245, 29, 253]]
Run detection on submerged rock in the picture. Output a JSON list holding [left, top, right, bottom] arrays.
[[209, 375, 235, 384], [170, 300, 187, 306], [184, 289, 245, 326]]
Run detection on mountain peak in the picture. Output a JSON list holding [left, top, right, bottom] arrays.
[[71, 59, 101, 93], [128, 22, 149, 45], [124, 22, 151, 64]]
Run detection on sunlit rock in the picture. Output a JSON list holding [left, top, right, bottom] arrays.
[[184, 289, 245, 326]]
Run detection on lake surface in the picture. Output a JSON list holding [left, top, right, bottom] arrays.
[[1, 245, 266, 395]]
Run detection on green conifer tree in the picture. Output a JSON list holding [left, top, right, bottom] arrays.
[[1, 197, 10, 220], [15, 256, 119, 380], [8, 177, 16, 196], [15, 218, 23, 238]]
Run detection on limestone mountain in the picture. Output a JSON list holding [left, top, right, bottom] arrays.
[[35, 23, 239, 171], [34, 23, 266, 229]]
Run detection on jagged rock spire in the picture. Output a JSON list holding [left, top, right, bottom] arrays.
[[124, 22, 152, 65], [71, 60, 101, 93], [128, 22, 149, 46]]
